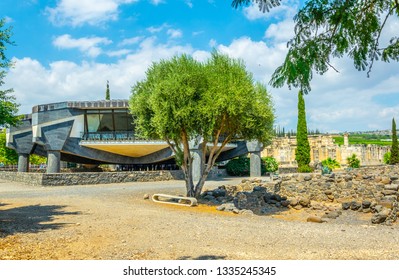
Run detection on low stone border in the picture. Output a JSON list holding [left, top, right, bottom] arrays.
[[0, 170, 184, 186]]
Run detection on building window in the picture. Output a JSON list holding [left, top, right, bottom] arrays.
[[85, 109, 134, 134], [113, 109, 134, 131]]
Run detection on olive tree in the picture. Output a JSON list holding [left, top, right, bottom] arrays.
[[232, 0, 399, 93], [130, 52, 274, 198]]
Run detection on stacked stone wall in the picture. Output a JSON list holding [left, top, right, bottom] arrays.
[[0, 172, 44, 186], [273, 165, 398, 203], [202, 165, 399, 224], [0, 170, 184, 186]]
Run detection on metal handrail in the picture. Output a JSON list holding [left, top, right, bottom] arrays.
[[81, 131, 153, 142], [81, 131, 241, 144]]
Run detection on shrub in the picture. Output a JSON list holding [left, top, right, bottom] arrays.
[[226, 156, 279, 176], [226, 157, 250, 176], [30, 154, 47, 165], [262, 156, 278, 173], [384, 152, 391, 164], [321, 157, 340, 171], [297, 165, 313, 173], [347, 154, 360, 168]]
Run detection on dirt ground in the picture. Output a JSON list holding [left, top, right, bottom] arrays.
[[1, 178, 399, 260]]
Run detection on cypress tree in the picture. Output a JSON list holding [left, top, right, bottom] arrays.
[[295, 90, 311, 172], [105, 80, 110, 100], [390, 118, 399, 164]]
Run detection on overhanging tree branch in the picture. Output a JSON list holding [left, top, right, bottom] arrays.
[[234, 0, 399, 93], [367, 4, 396, 77]]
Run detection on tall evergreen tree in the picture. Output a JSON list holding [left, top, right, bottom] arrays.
[[390, 118, 399, 165], [105, 80, 110, 100], [295, 90, 311, 172]]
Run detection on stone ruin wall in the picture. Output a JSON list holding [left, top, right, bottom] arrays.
[[262, 134, 390, 167], [205, 165, 399, 224], [272, 165, 398, 204]]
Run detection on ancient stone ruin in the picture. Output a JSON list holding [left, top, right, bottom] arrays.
[[262, 134, 390, 167], [201, 165, 399, 225]]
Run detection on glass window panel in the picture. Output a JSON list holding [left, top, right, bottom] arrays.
[[98, 113, 114, 131], [87, 114, 100, 132], [114, 113, 134, 131]]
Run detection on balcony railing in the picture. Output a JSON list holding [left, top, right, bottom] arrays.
[[81, 131, 240, 145], [81, 131, 152, 142]]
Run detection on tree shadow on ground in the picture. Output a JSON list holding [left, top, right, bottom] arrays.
[[0, 204, 81, 237], [178, 255, 226, 260]]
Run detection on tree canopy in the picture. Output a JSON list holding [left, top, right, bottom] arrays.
[[0, 128, 18, 165], [130, 52, 274, 197], [232, 0, 399, 93], [0, 18, 19, 127]]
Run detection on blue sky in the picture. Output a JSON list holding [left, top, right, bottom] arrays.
[[1, 0, 399, 133]]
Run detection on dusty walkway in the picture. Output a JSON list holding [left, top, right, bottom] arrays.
[[1, 178, 399, 260]]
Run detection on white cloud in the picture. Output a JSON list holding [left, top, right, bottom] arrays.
[[6, 39, 193, 114], [146, 23, 169, 33], [45, 0, 137, 26], [209, 39, 217, 48], [4, 16, 13, 23], [119, 36, 143, 46], [167, 28, 183, 39], [192, 50, 210, 62], [379, 16, 399, 50], [53, 34, 112, 57], [107, 49, 132, 57], [146, 25, 183, 40], [192, 30, 204, 36], [264, 18, 295, 43], [214, 35, 399, 132], [149, 0, 164, 5], [5, 8, 399, 133], [184, 0, 193, 8], [217, 37, 286, 79]]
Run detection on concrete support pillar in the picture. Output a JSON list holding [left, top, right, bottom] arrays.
[[246, 140, 263, 178], [250, 151, 262, 177], [191, 149, 203, 182], [17, 153, 30, 172], [47, 150, 61, 173]]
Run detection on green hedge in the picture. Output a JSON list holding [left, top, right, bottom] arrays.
[[225, 156, 278, 176]]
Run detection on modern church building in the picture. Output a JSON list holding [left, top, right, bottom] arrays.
[[6, 100, 262, 179]]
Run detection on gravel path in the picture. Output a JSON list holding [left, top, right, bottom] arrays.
[[1, 177, 399, 260]]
